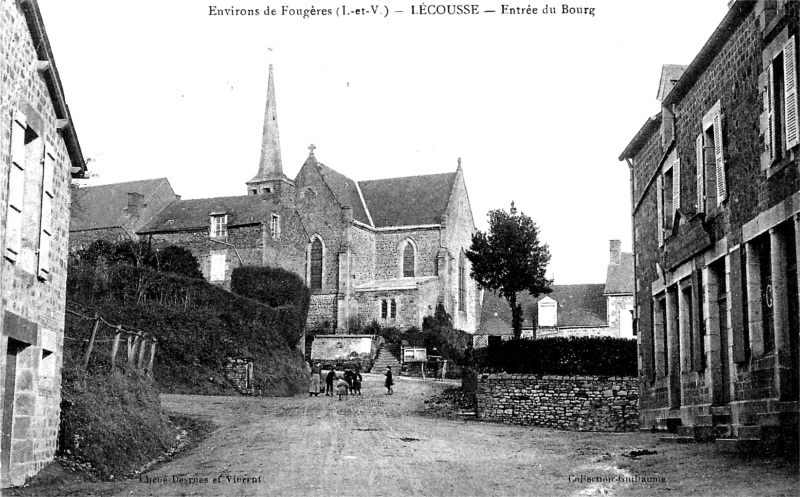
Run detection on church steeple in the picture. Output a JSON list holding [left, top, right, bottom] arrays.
[[247, 64, 294, 198]]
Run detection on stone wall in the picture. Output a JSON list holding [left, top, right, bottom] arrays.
[[307, 294, 338, 331], [536, 326, 616, 339], [223, 357, 254, 395], [0, 0, 77, 486], [475, 374, 640, 431]]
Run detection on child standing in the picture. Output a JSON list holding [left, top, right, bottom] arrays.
[[384, 366, 394, 395]]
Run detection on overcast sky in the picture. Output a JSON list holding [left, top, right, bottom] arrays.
[[40, 0, 729, 284]]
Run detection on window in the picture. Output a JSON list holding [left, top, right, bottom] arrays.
[[270, 214, 280, 239], [210, 214, 227, 238], [210, 253, 226, 281], [766, 35, 798, 164], [381, 299, 388, 319], [701, 101, 726, 208], [5, 111, 29, 262], [310, 237, 323, 290], [402, 242, 415, 278], [656, 157, 679, 245], [390, 299, 397, 319], [458, 252, 466, 311]]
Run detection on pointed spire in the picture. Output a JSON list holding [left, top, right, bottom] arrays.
[[255, 64, 283, 179]]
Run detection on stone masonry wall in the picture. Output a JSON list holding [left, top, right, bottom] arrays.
[[0, 0, 74, 486], [223, 358, 254, 395], [475, 374, 640, 431]]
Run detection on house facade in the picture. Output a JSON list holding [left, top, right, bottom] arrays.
[[0, 0, 87, 487], [475, 240, 634, 344], [619, 0, 798, 446]]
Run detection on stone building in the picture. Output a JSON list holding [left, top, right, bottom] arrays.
[[476, 240, 634, 344], [132, 65, 482, 332], [69, 178, 179, 250], [0, 0, 87, 487], [138, 194, 309, 289], [619, 0, 799, 448]]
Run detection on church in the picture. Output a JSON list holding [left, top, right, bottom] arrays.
[[137, 65, 482, 333]]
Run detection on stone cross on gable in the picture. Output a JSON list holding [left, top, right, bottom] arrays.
[[308, 143, 316, 156]]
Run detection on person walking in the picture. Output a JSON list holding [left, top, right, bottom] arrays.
[[384, 366, 394, 395], [353, 369, 363, 395], [325, 368, 337, 396], [308, 363, 321, 397]]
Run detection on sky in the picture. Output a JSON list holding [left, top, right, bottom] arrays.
[[39, 0, 730, 284]]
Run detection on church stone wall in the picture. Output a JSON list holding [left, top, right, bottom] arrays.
[[349, 225, 375, 283], [374, 228, 440, 280], [354, 279, 439, 330], [443, 169, 480, 333], [69, 227, 135, 252], [0, 0, 77, 486], [307, 294, 338, 331], [295, 163, 346, 293]]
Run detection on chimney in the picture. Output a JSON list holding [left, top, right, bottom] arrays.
[[126, 192, 145, 217], [610, 240, 621, 265]]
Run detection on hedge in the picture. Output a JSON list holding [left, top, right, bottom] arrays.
[[471, 336, 637, 376], [230, 265, 310, 318]]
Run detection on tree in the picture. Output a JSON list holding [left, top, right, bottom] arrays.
[[466, 202, 552, 339]]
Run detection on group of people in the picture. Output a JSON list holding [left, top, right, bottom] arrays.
[[308, 364, 395, 399]]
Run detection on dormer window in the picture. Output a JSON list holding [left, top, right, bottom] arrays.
[[210, 213, 227, 238]]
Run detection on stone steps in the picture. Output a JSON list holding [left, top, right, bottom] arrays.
[[370, 345, 402, 375]]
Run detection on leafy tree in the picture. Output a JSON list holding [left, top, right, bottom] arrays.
[[466, 202, 552, 339]]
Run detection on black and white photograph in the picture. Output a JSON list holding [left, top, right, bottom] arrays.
[[0, 0, 798, 495]]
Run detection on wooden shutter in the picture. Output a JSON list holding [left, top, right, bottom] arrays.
[[729, 248, 747, 363], [656, 175, 664, 246], [38, 146, 56, 279], [713, 112, 727, 204], [672, 159, 681, 214], [785, 36, 798, 149], [696, 134, 705, 213], [767, 63, 776, 162], [6, 111, 27, 262]]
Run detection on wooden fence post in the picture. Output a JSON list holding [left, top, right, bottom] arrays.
[[82, 314, 101, 369], [147, 342, 157, 376], [110, 331, 122, 372], [137, 336, 148, 370]]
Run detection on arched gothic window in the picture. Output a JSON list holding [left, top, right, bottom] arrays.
[[403, 243, 415, 278], [458, 251, 466, 311], [310, 237, 323, 290]]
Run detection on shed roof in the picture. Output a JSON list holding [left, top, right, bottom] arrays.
[[604, 252, 634, 295], [70, 178, 175, 231]]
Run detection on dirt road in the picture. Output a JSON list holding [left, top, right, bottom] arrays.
[[93, 374, 795, 497]]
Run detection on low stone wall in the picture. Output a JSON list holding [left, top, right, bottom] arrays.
[[224, 357, 254, 395], [475, 374, 639, 431]]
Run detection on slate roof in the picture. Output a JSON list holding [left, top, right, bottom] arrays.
[[314, 162, 371, 225], [477, 313, 514, 336], [358, 172, 457, 228], [139, 194, 282, 233], [480, 284, 608, 330], [70, 178, 175, 231], [604, 252, 634, 295]]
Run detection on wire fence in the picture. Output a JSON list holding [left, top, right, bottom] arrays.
[[65, 300, 160, 375]]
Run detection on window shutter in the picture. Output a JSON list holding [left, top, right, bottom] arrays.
[[656, 175, 664, 246], [713, 113, 727, 204], [785, 35, 798, 149], [6, 111, 27, 262], [695, 134, 705, 213], [38, 147, 56, 279], [672, 158, 681, 214]]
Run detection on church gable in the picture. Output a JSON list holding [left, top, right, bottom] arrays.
[[358, 172, 456, 228]]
